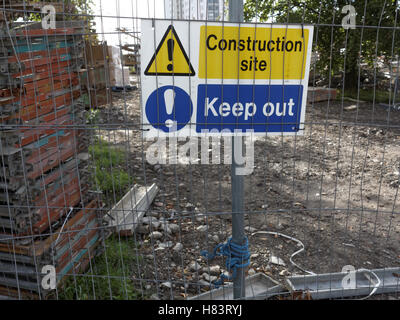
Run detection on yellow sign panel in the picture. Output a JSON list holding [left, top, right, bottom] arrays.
[[145, 25, 195, 76], [199, 26, 309, 80]]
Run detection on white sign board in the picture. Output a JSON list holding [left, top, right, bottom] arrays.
[[141, 19, 313, 137]]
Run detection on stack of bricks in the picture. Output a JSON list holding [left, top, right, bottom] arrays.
[[0, 19, 104, 299], [80, 41, 113, 109]]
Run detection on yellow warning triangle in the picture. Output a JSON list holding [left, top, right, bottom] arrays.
[[144, 25, 195, 76]]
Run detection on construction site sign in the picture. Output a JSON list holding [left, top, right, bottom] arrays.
[[141, 20, 314, 137]]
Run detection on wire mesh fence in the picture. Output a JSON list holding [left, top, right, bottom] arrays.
[[0, 0, 399, 300]]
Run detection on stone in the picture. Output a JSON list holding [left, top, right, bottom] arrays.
[[149, 231, 163, 240], [248, 268, 256, 276], [142, 216, 159, 225], [196, 225, 208, 232], [185, 202, 195, 209], [198, 280, 210, 288], [279, 269, 290, 276], [136, 225, 150, 234], [163, 226, 173, 234], [151, 221, 161, 229], [202, 273, 217, 282], [168, 223, 180, 234], [195, 216, 205, 223], [189, 261, 201, 272], [344, 104, 357, 111], [250, 253, 259, 259], [147, 211, 160, 218], [161, 281, 172, 289], [159, 241, 173, 249], [173, 242, 183, 252], [150, 293, 160, 300], [244, 226, 257, 233], [211, 235, 220, 243], [209, 265, 221, 275], [141, 216, 151, 224], [142, 216, 161, 230], [270, 255, 286, 266]]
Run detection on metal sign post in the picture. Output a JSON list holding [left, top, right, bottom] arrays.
[[141, 8, 313, 301], [229, 0, 246, 300]]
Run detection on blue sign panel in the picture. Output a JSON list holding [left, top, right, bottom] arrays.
[[145, 85, 193, 133], [196, 84, 304, 133]]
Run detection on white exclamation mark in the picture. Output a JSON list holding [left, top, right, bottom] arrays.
[[164, 88, 177, 130]]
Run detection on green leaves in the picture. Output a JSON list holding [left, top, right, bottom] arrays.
[[243, 0, 400, 89], [58, 237, 143, 300], [89, 138, 132, 202]]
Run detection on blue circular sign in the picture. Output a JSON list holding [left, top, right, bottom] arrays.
[[145, 85, 193, 133]]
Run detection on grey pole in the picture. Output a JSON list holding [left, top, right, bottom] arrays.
[[229, 0, 246, 300]]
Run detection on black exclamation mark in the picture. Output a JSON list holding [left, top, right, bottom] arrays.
[[167, 38, 174, 72]]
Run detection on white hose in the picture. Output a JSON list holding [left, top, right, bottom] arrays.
[[251, 230, 316, 275], [251, 231, 381, 299], [357, 269, 381, 300]]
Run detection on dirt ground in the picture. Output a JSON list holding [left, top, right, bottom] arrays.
[[97, 89, 400, 300]]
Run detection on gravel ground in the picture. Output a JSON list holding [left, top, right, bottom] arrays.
[[96, 89, 400, 300]]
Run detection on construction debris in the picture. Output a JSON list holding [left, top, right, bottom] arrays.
[[285, 267, 400, 300], [189, 273, 285, 300], [105, 183, 159, 235]]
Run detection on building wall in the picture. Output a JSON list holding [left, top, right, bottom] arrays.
[[164, 0, 225, 21]]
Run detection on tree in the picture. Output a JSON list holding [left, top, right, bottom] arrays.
[[244, 0, 400, 89], [27, 0, 96, 42]]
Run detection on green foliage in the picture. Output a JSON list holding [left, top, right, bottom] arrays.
[[244, 0, 400, 89], [95, 169, 131, 194], [28, 0, 97, 42], [58, 237, 144, 300], [29, 0, 94, 19], [89, 138, 132, 199]]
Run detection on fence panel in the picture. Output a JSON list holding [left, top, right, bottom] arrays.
[[0, 0, 398, 300]]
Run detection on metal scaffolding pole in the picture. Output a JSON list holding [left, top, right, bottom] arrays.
[[229, 0, 246, 300]]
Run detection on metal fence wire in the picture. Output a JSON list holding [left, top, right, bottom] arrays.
[[0, 0, 399, 300]]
